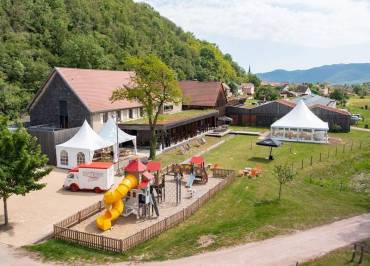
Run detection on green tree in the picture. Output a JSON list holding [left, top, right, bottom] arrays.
[[255, 85, 279, 101], [330, 88, 349, 106], [111, 55, 182, 159], [273, 164, 295, 200], [0, 79, 29, 120], [0, 116, 51, 225]]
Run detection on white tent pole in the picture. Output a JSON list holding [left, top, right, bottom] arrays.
[[133, 138, 137, 155]]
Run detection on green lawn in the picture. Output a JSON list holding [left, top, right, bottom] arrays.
[[302, 240, 370, 266], [27, 130, 370, 264], [244, 99, 258, 108], [229, 125, 265, 132], [347, 96, 370, 128], [122, 109, 217, 125]]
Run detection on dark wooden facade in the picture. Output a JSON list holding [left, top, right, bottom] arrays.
[[29, 72, 91, 128], [310, 106, 351, 132], [226, 101, 293, 127], [120, 111, 218, 149], [28, 126, 79, 165], [226, 101, 351, 132]]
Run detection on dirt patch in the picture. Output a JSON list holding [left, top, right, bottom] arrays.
[[198, 235, 216, 248], [328, 137, 344, 145], [349, 172, 370, 193]]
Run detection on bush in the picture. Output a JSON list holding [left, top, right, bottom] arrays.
[[330, 124, 342, 132]]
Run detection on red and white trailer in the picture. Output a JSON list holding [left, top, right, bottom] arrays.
[[63, 162, 115, 193]]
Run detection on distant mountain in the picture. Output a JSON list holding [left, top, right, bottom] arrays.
[[257, 63, 370, 84]]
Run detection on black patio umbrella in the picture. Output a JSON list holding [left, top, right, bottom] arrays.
[[256, 138, 282, 160]]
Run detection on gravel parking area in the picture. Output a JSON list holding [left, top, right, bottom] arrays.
[[72, 175, 222, 239], [0, 168, 122, 247]]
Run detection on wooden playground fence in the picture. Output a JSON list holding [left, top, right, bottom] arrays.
[[54, 168, 236, 253]]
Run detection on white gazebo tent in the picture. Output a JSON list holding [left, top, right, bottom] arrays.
[[56, 120, 114, 169], [271, 100, 329, 143], [99, 117, 137, 162]]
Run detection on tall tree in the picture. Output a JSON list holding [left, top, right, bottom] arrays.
[[0, 116, 51, 225], [111, 55, 182, 159]]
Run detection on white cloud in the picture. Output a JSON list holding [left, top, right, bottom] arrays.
[[138, 0, 370, 48]]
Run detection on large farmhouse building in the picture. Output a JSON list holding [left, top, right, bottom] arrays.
[[28, 68, 227, 163], [29, 67, 145, 131]]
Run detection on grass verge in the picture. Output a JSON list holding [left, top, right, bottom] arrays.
[[302, 239, 370, 266]]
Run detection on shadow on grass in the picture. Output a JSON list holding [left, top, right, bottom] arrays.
[[253, 199, 280, 207], [248, 157, 273, 164]]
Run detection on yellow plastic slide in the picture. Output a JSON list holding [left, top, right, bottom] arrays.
[[96, 174, 138, 231]]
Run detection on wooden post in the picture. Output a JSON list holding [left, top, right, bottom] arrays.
[[310, 156, 313, 166], [319, 152, 322, 162], [120, 239, 124, 252], [101, 235, 104, 250], [301, 159, 303, 169]]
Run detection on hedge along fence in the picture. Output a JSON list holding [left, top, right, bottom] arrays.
[[54, 169, 236, 253]]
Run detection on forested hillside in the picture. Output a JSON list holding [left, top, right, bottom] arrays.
[[0, 0, 247, 119]]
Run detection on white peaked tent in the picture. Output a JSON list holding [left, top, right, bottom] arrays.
[[56, 120, 114, 169], [99, 117, 137, 162], [271, 100, 329, 143]]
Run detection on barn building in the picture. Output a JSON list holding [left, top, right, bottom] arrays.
[[226, 99, 351, 132]]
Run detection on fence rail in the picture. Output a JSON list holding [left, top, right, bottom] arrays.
[[54, 169, 236, 253]]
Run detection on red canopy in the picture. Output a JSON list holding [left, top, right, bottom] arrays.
[[124, 159, 146, 172], [146, 161, 161, 172], [190, 156, 204, 165]]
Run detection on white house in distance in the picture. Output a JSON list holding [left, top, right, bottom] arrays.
[[241, 83, 255, 95]]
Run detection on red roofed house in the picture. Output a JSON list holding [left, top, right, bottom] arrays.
[[179, 81, 229, 115], [29, 67, 144, 131]]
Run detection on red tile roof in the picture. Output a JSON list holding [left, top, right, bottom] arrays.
[[56, 67, 142, 113], [124, 159, 147, 172], [310, 104, 350, 115], [179, 81, 226, 107], [276, 99, 296, 108]]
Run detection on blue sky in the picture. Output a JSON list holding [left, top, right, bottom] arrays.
[[137, 0, 370, 72]]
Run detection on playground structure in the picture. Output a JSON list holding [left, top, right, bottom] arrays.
[[96, 159, 160, 231], [171, 156, 209, 198], [95, 157, 212, 230]]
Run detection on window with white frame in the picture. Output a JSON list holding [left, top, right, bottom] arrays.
[[77, 152, 85, 165], [60, 150, 68, 165]]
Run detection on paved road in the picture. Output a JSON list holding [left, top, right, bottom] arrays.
[[139, 213, 370, 266], [351, 126, 370, 132], [0, 214, 369, 266]]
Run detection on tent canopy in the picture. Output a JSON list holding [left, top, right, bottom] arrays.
[[56, 120, 113, 151], [271, 100, 328, 130], [99, 117, 136, 144]]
